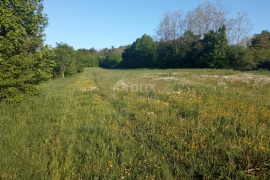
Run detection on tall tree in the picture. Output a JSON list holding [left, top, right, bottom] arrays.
[[0, 0, 54, 103], [226, 12, 253, 45], [53, 43, 77, 78], [186, 0, 229, 35], [155, 8, 186, 43], [121, 34, 157, 68], [155, 11, 172, 42], [175, 8, 186, 38], [198, 25, 228, 68]]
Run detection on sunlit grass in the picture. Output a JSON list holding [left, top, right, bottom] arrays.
[[0, 67, 270, 179]]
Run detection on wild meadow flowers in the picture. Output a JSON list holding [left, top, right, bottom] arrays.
[[0, 67, 269, 179]]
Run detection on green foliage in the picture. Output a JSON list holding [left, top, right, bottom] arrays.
[[99, 52, 122, 68], [98, 46, 128, 68], [227, 45, 253, 70], [52, 43, 84, 78], [105, 28, 269, 71], [250, 30, 270, 70], [156, 42, 174, 68], [160, 31, 201, 68], [121, 34, 157, 68], [77, 48, 99, 67], [89, 47, 98, 54], [198, 25, 229, 68], [0, 0, 54, 103]]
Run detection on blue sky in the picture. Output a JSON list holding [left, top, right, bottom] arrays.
[[43, 0, 270, 50]]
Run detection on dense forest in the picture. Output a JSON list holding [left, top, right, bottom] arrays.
[[1, 0, 270, 103]]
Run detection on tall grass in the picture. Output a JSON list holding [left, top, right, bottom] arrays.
[[0, 67, 269, 179]]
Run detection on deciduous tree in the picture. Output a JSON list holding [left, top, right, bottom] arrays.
[[53, 43, 78, 78], [121, 34, 157, 68], [227, 12, 253, 45]]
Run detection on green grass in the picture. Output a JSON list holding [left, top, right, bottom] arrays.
[[1, 67, 270, 179]]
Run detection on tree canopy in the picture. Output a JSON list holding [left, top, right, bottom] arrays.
[[119, 34, 157, 68], [0, 0, 54, 103]]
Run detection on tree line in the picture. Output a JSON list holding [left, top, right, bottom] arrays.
[[99, 1, 270, 70], [100, 29, 270, 70]]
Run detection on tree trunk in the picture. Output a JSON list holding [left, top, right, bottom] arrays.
[[60, 66, 65, 78]]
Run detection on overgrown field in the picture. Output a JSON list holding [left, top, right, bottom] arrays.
[[1, 68, 270, 179]]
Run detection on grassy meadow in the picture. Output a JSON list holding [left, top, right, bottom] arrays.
[[1, 67, 270, 179]]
